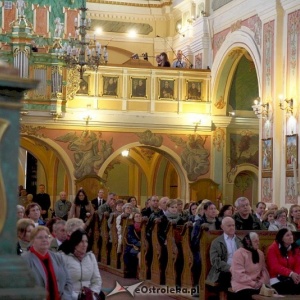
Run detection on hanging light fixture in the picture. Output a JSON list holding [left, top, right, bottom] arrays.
[[56, 0, 108, 79]]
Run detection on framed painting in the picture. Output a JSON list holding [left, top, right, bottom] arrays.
[[159, 79, 175, 99], [186, 80, 202, 100], [76, 74, 90, 95], [131, 77, 147, 98], [103, 76, 118, 96], [262, 138, 273, 171], [286, 134, 298, 170]]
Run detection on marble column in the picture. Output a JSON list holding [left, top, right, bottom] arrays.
[[0, 64, 45, 299]]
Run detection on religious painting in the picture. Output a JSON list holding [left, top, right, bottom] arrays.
[[103, 76, 118, 96], [159, 79, 175, 99], [131, 77, 147, 98], [186, 80, 201, 100], [286, 134, 298, 170], [76, 74, 89, 95], [262, 138, 272, 171]]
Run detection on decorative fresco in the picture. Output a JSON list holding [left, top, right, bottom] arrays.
[[227, 131, 259, 183], [169, 134, 210, 181], [137, 130, 163, 147], [213, 128, 226, 151], [55, 131, 114, 179], [261, 178, 272, 203]]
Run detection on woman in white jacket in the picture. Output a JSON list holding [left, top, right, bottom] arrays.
[[62, 228, 104, 300]]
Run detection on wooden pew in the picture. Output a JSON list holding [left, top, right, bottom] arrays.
[[151, 222, 161, 285], [109, 215, 118, 269], [99, 215, 110, 265], [180, 223, 193, 288], [138, 221, 148, 280], [121, 218, 134, 277], [199, 230, 300, 300], [90, 212, 101, 261], [165, 223, 177, 287]]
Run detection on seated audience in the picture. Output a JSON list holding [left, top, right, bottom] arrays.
[[261, 210, 275, 229], [194, 199, 211, 219], [50, 220, 67, 252], [233, 197, 266, 230], [266, 228, 300, 295], [17, 218, 35, 255], [25, 203, 46, 226], [124, 212, 142, 278], [289, 204, 300, 230], [188, 202, 198, 222], [116, 203, 133, 253], [61, 229, 105, 299], [268, 209, 296, 231], [98, 192, 116, 222], [107, 199, 124, 231], [68, 189, 94, 229], [218, 204, 234, 222], [206, 217, 242, 289], [17, 204, 25, 219], [191, 201, 221, 289], [255, 202, 266, 222], [22, 226, 72, 300], [127, 196, 140, 213], [231, 232, 270, 299]]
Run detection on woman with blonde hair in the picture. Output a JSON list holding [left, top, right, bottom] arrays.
[[17, 218, 35, 254]]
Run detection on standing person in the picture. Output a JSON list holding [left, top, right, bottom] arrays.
[[207, 217, 242, 289], [233, 197, 266, 230], [266, 228, 300, 295], [61, 229, 104, 300], [26, 203, 46, 226], [160, 52, 170, 67], [54, 191, 72, 221], [68, 189, 94, 230], [171, 50, 187, 68], [91, 189, 106, 210], [231, 232, 270, 299], [97, 192, 116, 222], [22, 226, 73, 300], [50, 220, 67, 252], [34, 184, 51, 220]]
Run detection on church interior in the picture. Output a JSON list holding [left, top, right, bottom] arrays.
[[1, 0, 300, 210]]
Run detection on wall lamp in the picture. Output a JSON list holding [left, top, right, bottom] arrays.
[[279, 95, 293, 115], [121, 149, 129, 157], [251, 97, 269, 119]]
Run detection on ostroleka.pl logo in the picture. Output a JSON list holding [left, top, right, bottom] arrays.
[[106, 281, 199, 297]]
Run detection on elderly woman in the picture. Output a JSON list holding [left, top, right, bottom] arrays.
[[61, 229, 104, 300], [266, 228, 300, 294], [268, 209, 296, 231], [22, 226, 72, 300], [17, 218, 35, 255], [17, 204, 25, 219], [231, 232, 270, 299]]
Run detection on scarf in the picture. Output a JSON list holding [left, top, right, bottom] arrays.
[[30, 247, 60, 300], [164, 211, 181, 224], [242, 234, 259, 264]]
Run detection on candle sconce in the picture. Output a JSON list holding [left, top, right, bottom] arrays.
[[251, 97, 269, 119], [279, 95, 293, 115]]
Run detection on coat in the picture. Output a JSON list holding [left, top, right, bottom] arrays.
[[206, 234, 242, 282], [266, 241, 300, 279], [231, 247, 270, 293], [63, 252, 102, 300], [22, 251, 73, 300], [68, 201, 94, 227]]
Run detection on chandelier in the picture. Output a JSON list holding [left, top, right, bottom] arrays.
[[56, 0, 108, 79]]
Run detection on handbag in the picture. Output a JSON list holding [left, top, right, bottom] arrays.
[[259, 284, 277, 297], [78, 286, 100, 300]]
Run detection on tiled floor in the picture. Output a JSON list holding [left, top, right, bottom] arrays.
[[100, 268, 196, 300]]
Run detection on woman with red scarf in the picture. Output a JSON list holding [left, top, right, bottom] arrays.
[[22, 226, 72, 300], [124, 212, 142, 278]]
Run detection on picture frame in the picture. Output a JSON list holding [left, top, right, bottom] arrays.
[[102, 76, 118, 97], [186, 80, 202, 100], [262, 138, 272, 171], [159, 79, 175, 99], [131, 77, 147, 98], [286, 134, 298, 170]]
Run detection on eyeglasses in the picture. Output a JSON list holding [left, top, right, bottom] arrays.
[[35, 235, 51, 240]]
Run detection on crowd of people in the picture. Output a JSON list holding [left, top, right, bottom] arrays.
[[16, 184, 300, 299]]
